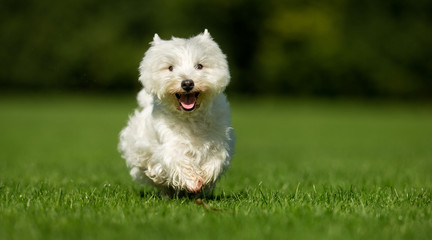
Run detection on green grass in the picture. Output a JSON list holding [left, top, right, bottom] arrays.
[[0, 94, 431, 240]]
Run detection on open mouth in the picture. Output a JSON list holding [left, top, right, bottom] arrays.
[[175, 92, 200, 111]]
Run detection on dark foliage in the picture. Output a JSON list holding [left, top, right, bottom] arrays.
[[1, 0, 431, 98]]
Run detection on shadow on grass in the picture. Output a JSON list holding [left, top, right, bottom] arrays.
[[136, 186, 251, 202]]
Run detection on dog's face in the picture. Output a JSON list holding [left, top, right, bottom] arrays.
[[139, 30, 230, 113]]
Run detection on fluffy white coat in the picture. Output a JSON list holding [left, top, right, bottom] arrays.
[[119, 30, 234, 195]]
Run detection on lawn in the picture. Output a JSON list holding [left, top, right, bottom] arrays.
[[0, 94, 431, 240]]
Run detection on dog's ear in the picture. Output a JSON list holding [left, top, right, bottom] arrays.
[[203, 29, 212, 38], [152, 33, 162, 45]]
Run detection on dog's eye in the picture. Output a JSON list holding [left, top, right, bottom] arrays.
[[168, 66, 174, 72], [195, 64, 203, 70]]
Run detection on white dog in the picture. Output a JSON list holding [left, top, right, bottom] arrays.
[[119, 30, 234, 196]]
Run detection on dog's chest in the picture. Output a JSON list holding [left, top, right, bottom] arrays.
[[171, 118, 224, 144], [160, 116, 227, 159]]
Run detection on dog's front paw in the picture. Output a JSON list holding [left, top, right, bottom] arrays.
[[186, 177, 204, 194]]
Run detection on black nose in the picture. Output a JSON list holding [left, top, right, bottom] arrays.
[[181, 80, 194, 92]]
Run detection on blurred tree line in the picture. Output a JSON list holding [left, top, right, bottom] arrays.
[[1, 0, 431, 98]]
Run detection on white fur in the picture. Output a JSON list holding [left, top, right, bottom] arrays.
[[119, 30, 234, 194]]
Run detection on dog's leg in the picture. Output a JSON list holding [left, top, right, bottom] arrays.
[[200, 154, 228, 186], [170, 161, 204, 194]]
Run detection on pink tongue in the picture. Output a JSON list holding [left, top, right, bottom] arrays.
[[179, 94, 196, 109]]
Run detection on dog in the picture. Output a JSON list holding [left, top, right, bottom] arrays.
[[119, 30, 234, 196]]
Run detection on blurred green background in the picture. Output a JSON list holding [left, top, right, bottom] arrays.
[[1, 0, 431, 98]]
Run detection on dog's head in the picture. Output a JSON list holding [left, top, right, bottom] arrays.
[[138, 29, 230, 113]]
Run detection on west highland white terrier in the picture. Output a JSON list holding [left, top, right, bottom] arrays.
[[119, 30, 234, 196]]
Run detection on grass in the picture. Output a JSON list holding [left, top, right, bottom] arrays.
[[0, 93, 431, 240]]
